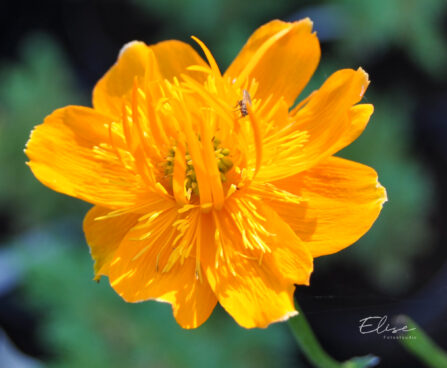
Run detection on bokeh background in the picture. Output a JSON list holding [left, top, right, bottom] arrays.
[[1, 0, 446, 367]]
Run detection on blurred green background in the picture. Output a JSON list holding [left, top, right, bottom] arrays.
[[1, 0, 447, 367]]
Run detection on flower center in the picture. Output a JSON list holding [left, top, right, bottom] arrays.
[[164, 138, 233, 198]]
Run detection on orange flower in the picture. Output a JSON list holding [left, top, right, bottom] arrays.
[[26, 19, 387, 329]]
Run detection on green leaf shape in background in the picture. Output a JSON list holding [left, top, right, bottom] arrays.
[[337, 0, 447, 77], [0, 33, 89, 231], [399, 316, 447, 368]]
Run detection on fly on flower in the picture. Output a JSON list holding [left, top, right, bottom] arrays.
[[25, 19, 387, 329], [237, 89, 252, 117]]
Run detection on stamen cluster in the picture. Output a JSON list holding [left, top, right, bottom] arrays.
[[163, 138, 233, 197]]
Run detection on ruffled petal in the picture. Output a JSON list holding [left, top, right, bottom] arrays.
[[25, 106, 147, 208], [202, 199, 312, 328], [83, 206, 140, 279], [269, 156, 387, 258], [225, 19, 320, 107], [106, 209, 217, 329], [257, 68, 370, 181], [93, 40, 207, 117]]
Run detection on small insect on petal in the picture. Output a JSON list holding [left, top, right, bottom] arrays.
[[237, 89, 252, 117]]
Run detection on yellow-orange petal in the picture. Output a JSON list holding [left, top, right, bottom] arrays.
[[255, 202, 313, 286], [257, 68, 370, 182], [225, 19, 320, 108], [151, 40, 208, 82], [83, 206, 140, 279], [333, 104, 374, 152], [106, 209, 217, 329], [93, 41, 150, 117], [202, 202, 312, 328], [204, 255, 298, 328], [93, 40, 207, 117], [270, 156, 387, 258], [25, 106, 145, 208]]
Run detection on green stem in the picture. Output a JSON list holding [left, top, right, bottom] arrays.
[[399, 315, 447, 368], [288, 301, 379, 368]]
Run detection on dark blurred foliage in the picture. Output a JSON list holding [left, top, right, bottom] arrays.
[[0, 0, 446, 367]]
